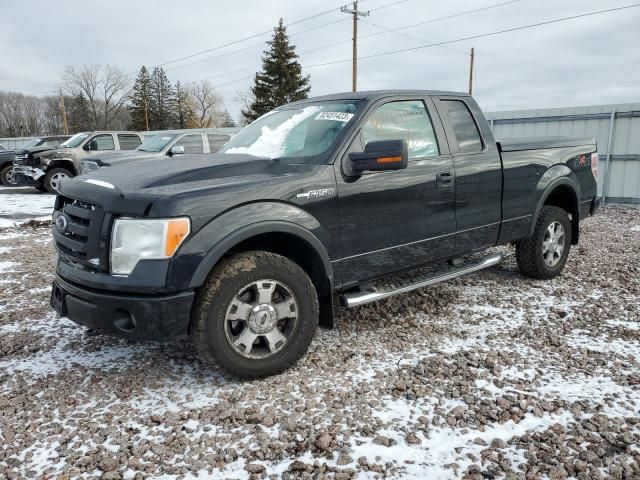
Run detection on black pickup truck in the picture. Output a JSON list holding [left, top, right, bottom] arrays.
[[50, 90, 600, 378]]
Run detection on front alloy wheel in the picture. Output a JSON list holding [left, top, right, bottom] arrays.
[[191, 251, 319, 379], [224, 279, 299, 359]]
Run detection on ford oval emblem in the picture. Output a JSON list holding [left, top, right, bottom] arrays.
[[55, 214, 68, 233]]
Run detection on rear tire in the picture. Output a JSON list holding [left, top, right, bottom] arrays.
[[1, 164, 16, 186], [44, 167, 73, 193], [192, 251, 319, 379], [516, 206, 572, 279]]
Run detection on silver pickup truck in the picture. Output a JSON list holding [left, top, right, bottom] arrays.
[[13, 131, 148, 192], [80, 128, 240, 174]]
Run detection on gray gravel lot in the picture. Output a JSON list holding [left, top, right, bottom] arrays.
[[0, 206, 639, 479]]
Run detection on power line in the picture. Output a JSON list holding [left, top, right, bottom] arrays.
[[130, 3, 351, 75], [302, 3, 640, 69], [205, 3, 638, 90], [198, 0, 522, 84], [165, 18, 350, 74], [359, 18, 468, 55]]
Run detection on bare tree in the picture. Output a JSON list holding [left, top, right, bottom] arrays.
[[235, 89, 256, 126], [62, 64, 131, 129], [188, 80, 223, 128]]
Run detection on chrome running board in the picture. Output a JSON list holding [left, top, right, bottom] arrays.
[[340, 254, 501, 308]]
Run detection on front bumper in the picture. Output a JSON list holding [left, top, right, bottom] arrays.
[[51, 274, 194, 341], [13, 166, 44, 185]]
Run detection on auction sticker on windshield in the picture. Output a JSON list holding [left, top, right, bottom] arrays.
[[315, 112, 354, 122]]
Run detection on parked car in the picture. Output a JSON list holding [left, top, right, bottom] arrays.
[[80, 128, 239, 174], [50, 90, 600, 379], [0, 147, 16, 186], [13, 131, 146, 192], [6, 136, 71, 188]]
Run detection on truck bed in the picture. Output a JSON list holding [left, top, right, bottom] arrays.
[[498, 136, 596, 152]]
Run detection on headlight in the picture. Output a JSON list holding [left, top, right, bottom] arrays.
[[110, 218, 190, 275]]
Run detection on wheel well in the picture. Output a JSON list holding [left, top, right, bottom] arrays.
[[49, 160, 76, 175], [543, 185, 579, 244], [225, 232, 334, 328]]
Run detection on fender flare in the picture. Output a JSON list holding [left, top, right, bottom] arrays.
[[49, 159, 78, 176], [187, 219, 334, 290], [529, 174, 580, 239]]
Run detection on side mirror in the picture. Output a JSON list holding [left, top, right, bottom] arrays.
[[348, 139, 408, 173], [169, 145, 185, 156], [83, 141, 93, 151]]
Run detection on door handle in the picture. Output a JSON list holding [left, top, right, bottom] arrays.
[[436, 172, 453, 186]]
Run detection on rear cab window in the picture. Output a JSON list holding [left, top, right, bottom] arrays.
[[441, 99, 483, 153], [207, 134, 230, 153], [118, 134, 142, 150]]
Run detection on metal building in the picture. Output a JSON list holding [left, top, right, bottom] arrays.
[[488, 103, 640, 204]]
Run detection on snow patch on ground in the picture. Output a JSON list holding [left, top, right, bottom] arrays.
[[0, 193, 55, 217], [0, 260, 18, 272], [566, 329, 640, 357]]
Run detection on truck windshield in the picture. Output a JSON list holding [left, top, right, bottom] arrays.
[[137, 133, 178, 152], [222, 101, 360, 163], [61, 132, 90, 148]]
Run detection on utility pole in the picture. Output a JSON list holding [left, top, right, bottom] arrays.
[[468, 47, 475, 95], [59, 89, 69, 135], [143, 95, 149, 131], [341, 1, 369, 92]]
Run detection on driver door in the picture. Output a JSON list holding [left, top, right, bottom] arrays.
[[335, 98, 456, 287]]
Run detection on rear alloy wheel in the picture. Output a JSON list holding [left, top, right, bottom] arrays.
[[192, 251, 319, 379], [44, 168, 72, 193], [516, 205, 572, 279], [1, 164, 16, 186]]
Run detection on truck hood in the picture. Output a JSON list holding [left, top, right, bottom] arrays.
[[94, 151, 161, 164], [41, 148, 76, 160], [72, 153, 313, 197], [18, 146, 56, 155]]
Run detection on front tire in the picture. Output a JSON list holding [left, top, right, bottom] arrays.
[[44, 167, 73, 193], [192, 251, 319, 379], [1, 164, 16, 186], [516, 206, 572, 279]]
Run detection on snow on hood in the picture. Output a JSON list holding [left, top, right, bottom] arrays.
[[225, 106, 320, 159]]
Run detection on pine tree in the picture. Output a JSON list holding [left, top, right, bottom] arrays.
[[218, 109, 237, 127], [242, 18, 310, 123], [129, 66, 152, 130], [174, 81, 195, 129], [149, 67, 175, 129], [67, 92, 92, 132]]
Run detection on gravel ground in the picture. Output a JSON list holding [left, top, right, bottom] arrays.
[[0, 205, 639, 479]]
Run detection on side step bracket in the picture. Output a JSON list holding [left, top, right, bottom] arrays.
[[340, 254, 501, 308]]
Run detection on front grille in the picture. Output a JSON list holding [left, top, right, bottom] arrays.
[[53, 196, 110, 271], [13, 154, 28, 164]]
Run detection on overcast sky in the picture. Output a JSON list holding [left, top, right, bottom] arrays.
[[1, 0, 639, 122]]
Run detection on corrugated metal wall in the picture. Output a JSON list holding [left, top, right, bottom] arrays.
[[487, 103, 640, 204]]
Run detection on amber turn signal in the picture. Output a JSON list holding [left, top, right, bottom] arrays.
[[165, 218, 191, 256], [376, 156, 402, 164]]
